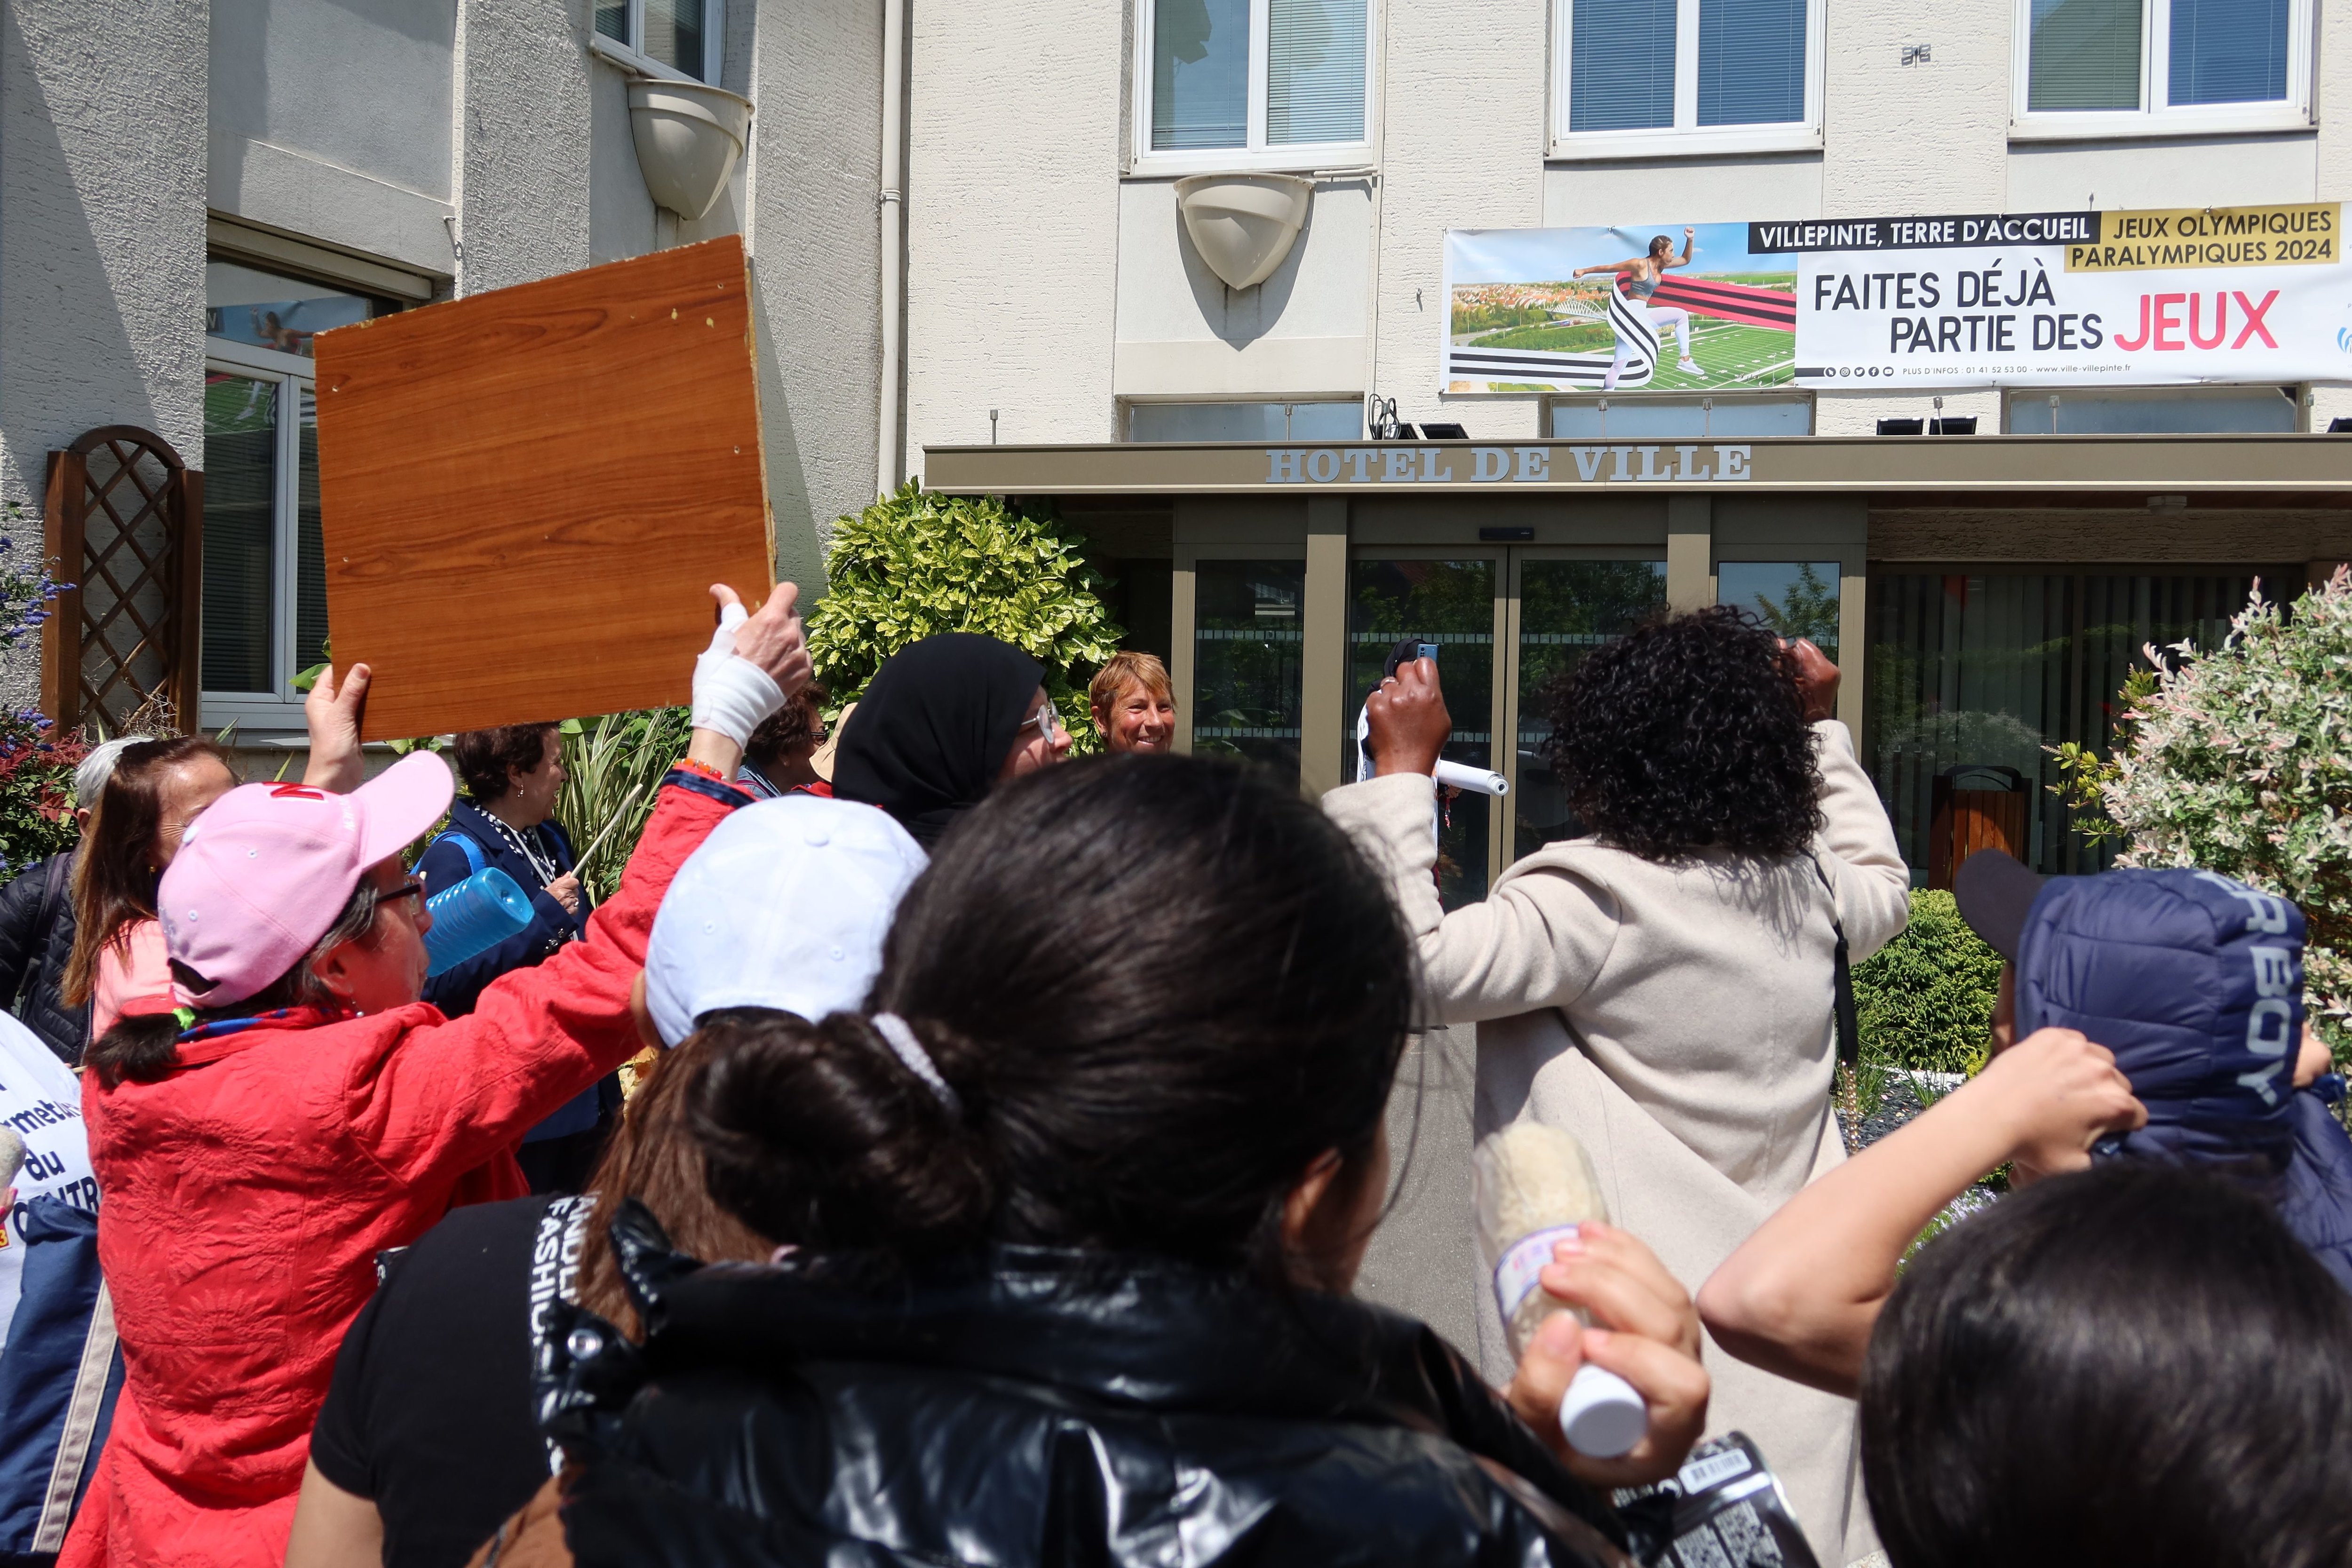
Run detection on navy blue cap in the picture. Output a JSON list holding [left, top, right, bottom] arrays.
[[2015, 866, 2305, 1169], [1951, 849, 2042, 962]]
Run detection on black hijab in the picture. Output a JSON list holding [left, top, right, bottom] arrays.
[[834, 634, 1044, 848]]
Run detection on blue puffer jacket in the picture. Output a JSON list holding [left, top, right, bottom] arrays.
[[2016, 866, 2352, 1288]]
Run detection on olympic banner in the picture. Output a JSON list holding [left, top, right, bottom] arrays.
[[1443, 224, 1797, 394], [1442, 204, 2348, 394]]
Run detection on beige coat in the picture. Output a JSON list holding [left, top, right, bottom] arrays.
[[1323, 720, 1910, 1567]]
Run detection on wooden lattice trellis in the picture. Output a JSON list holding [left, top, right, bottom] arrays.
[[41, 426, 204, 734]]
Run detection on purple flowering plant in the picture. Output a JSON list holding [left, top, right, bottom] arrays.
[[0, 501, 84, 879]]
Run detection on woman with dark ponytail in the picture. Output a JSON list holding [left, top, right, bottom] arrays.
[[485, 756, 1712, 1568]]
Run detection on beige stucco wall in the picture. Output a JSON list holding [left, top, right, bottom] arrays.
[[901, 0, 1126, 465]]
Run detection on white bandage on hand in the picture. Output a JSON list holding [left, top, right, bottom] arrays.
[[691, 602, 788, 746]]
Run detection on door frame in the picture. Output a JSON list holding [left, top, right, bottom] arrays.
[[1343, 545, 1510, 886], [1344, 544, 1670, 889]]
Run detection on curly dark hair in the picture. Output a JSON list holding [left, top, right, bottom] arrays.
[[451, 722, 556, 803], [743, 680, 829, 772], [1541, 605, 1822, 862]]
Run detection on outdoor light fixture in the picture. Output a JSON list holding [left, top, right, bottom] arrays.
[[627, 78, 754, 221], [1173, 174, 1314, 291]]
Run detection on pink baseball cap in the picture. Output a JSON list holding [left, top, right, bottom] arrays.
[[157, 751, 455, 1007]]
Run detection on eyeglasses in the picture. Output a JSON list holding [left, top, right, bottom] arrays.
[[381, 874, 427, 910], [1030, 703, 1061, 745]]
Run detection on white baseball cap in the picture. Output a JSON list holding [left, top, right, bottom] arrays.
[[644, 794, 928, 1047]]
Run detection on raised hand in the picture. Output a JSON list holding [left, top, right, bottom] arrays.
[[1364, 658, 1451, 779], [302, 661, 373, 793], [1784, 637, 1840, 723], [687, 582, 812, 779], [711, 582, 813, 697], [1978, 1027, 2146, 1184]]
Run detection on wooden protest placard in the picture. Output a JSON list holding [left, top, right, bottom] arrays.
[[314, 235, 773, 740]]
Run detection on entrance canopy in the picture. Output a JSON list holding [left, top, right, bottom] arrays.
[[923, 435, 2350, 901], [927, 432, 2352, 501]]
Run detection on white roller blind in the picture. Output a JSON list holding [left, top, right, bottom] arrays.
[[1569, 0, 1678, 132], [1696, 0, 1806, 125], [1268, 0, 1368, 144], [2027, 0, 2141, 111], [1153, 0, 1251, 149], [2169, 0, 2287, 103]]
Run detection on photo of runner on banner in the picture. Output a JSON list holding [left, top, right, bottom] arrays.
[[1442, 224, 1797, 394]]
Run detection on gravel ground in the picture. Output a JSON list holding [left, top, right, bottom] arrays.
[[1836, 1069, 2003, 1244], [1836, 1070, 1967, 1153]]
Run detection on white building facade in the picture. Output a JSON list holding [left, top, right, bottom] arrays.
[[900, 0, 2352, 452], [904, 0, 2352, 899], [1, 0, 882, 747]]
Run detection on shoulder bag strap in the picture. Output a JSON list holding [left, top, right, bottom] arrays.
[[427, 829, 487, 878], [1810, 855, 1860, 1075]]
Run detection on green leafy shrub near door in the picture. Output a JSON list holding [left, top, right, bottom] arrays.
[[1853, 889, 2006, 1076], [806, 482, 1123, 750], [2058, 569, 2352, 1051]]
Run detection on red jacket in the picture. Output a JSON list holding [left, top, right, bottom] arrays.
[[60, 776, 744, 1568]]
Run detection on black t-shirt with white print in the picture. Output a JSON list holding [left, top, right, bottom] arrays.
[[310, 1193, 592, 1568]]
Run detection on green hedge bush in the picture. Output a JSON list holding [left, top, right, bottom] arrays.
[[806, 483, 1122, 750], [1853, 888, 2005, 1076]]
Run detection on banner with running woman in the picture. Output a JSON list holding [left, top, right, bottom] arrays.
[[1443, 224, 1797, 394]]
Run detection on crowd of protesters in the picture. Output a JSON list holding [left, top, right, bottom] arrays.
[[0, 579, 2342, 1568]]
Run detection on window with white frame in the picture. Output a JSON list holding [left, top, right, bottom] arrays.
[[1135, 0, 1373, 171], [2014, 0, 2309, 135], [1553, 0, 1822, 156], [593, 0, 724, 84], [202, 261, 398, 733]]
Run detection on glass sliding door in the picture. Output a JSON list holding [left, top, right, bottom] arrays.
[[1192, 560, 1307, 786], [1348, 557, 1500, 908], [1717, 560, 1841, 661], [1511, 558, 1668, 859], [1326, 549, 1669, 902]]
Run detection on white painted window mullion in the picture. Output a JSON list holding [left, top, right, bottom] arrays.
[[1248, 0, 1271, 150], [1674, 0, 1700, 131], [274, 371, 302, 700]]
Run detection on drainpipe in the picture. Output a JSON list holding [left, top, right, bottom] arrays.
[[875, 0, 906, 500]]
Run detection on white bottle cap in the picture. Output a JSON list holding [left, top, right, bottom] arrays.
[[1559, 1363, 1647, 1458]]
